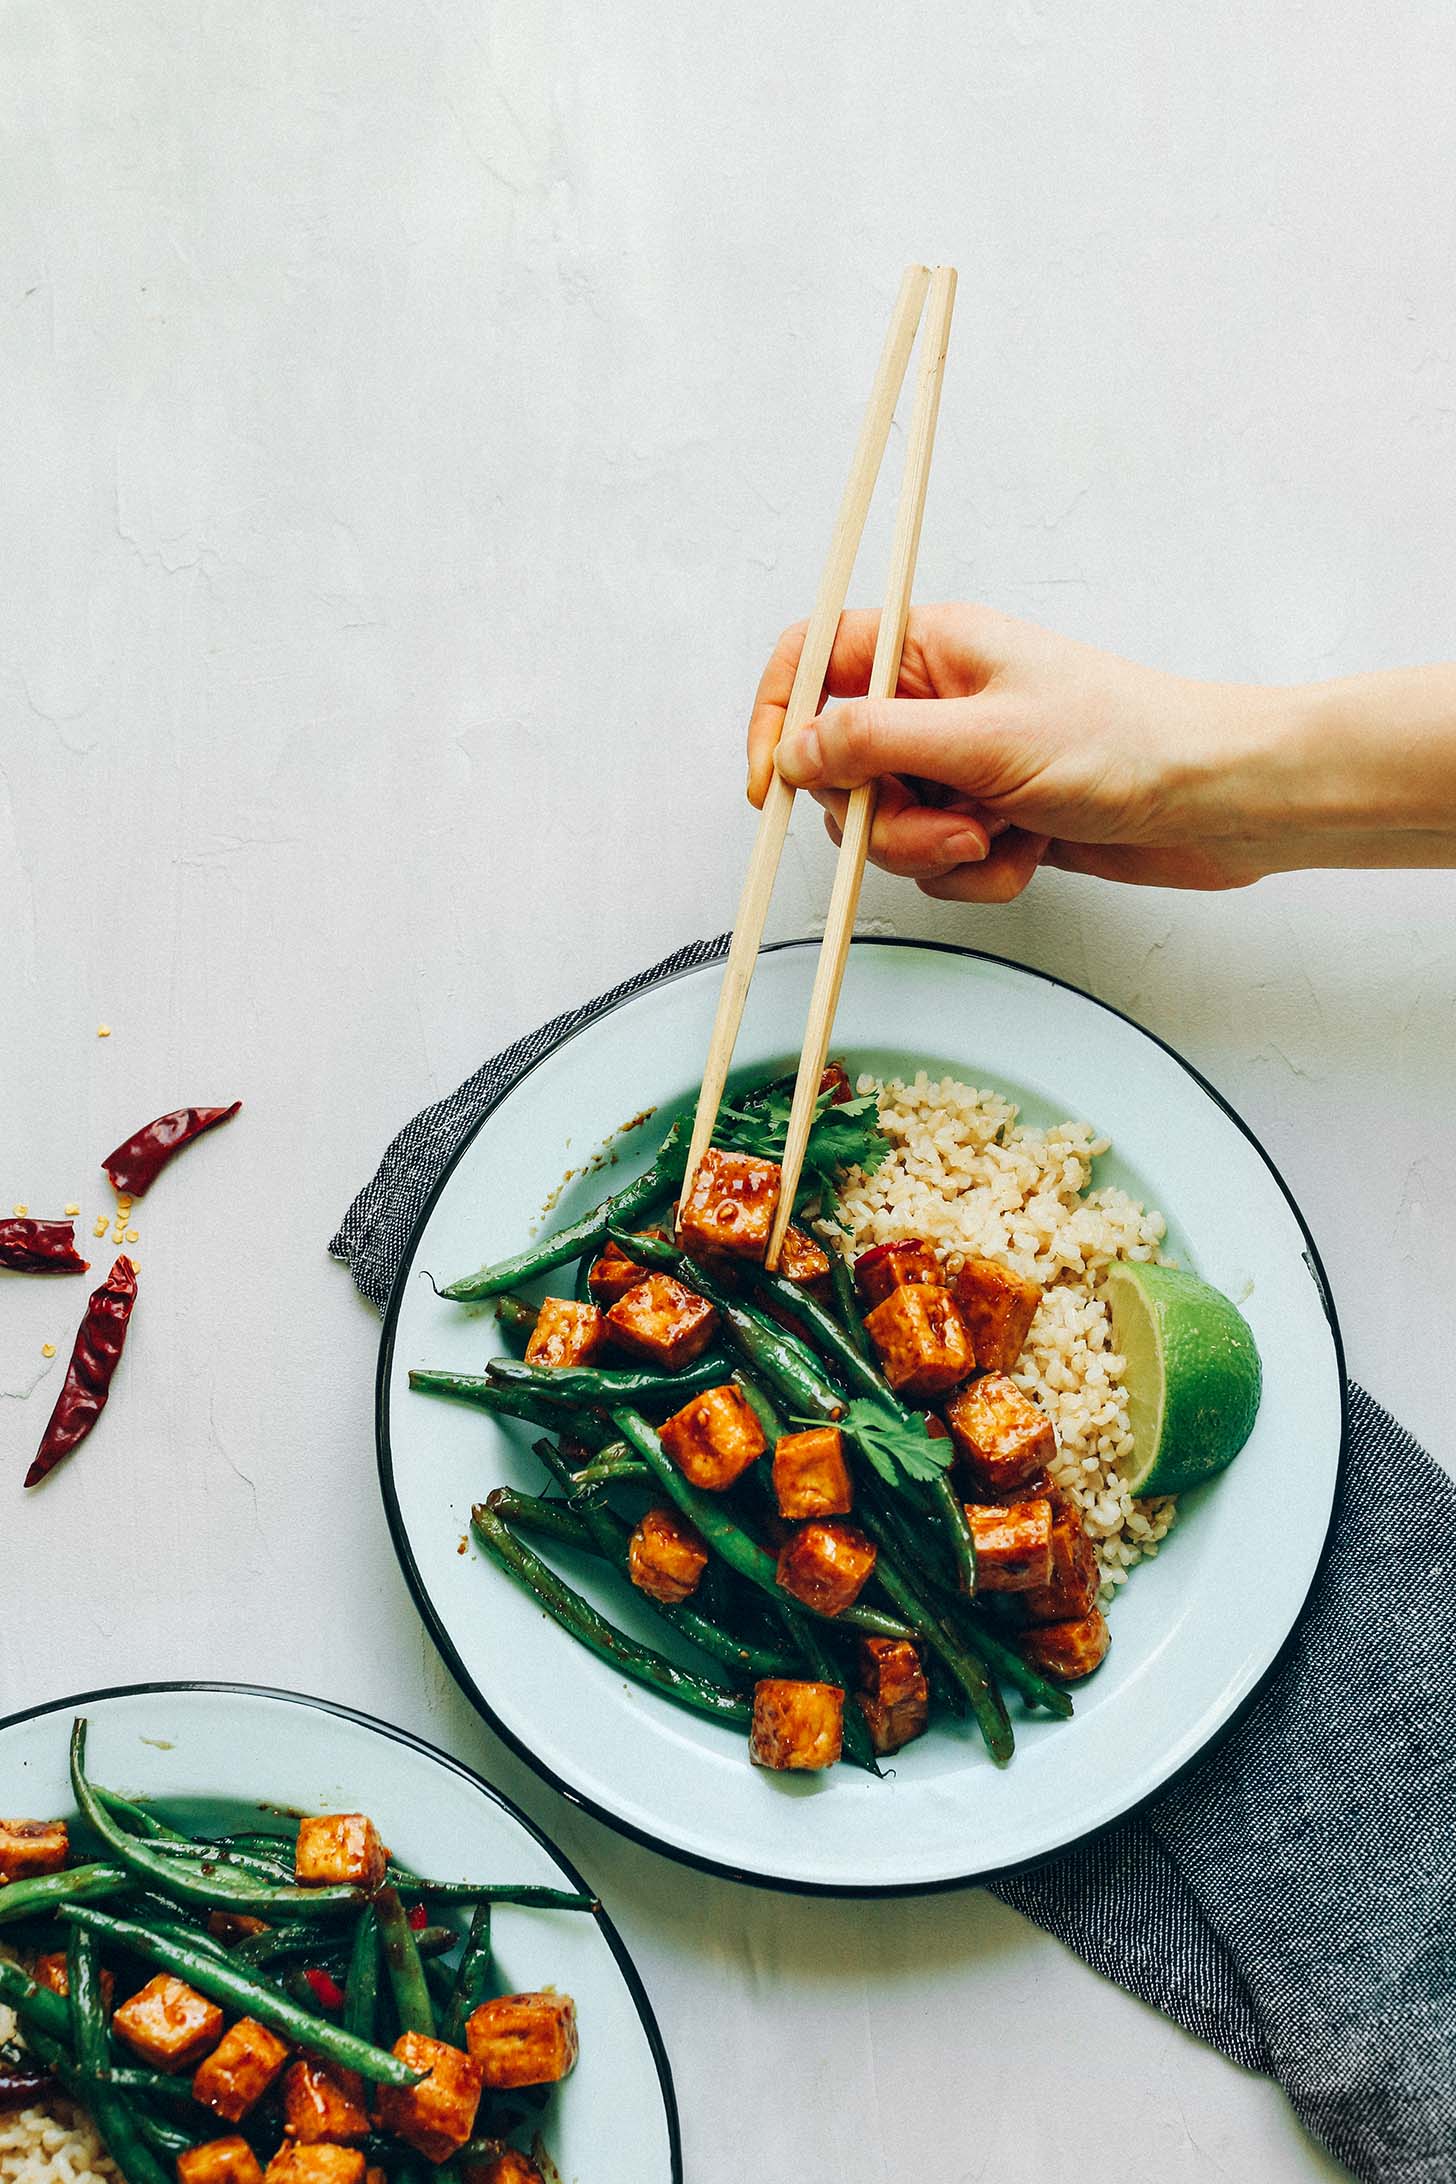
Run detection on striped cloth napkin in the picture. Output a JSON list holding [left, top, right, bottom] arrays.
[[331, 936, 1456, 2184]]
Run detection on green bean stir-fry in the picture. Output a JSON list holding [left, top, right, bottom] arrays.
[[415, 1063, 1111, 1780], [0, 1720, 588, 2184]]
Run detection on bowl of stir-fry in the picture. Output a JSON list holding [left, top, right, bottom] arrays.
[[0, 1686, 680, 2184], [379, 939, 1344, 1892]]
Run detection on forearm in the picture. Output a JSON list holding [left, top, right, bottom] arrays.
[[1175, 665, 1456, 872]]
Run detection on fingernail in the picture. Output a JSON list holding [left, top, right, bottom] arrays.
[[944, 829, 988, 862], [777, 725, 822, 784]]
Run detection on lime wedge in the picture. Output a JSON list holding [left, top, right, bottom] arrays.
[[1103, 1260, 1262, 1498]]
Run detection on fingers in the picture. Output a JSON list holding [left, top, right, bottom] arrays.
[[916, 829, 1051, 904], [745, 611, 929, 807], [813, 780, 990, 876], [777, 694, 993, 797]]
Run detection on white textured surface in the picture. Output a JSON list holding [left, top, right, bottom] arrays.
[[4, 3, 1452, 2177]]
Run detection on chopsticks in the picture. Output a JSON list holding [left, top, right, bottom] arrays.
[[680, 265, 933, 1203], [764, 265, 957, 1265]]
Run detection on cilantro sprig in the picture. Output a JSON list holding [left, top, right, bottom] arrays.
[[716, 1086, 888, 1193], [793, 1398, 953, 1489]]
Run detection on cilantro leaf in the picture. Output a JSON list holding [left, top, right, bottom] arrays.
[[716, 1085, 887, 1190], [840, 1399, 953, 1486]]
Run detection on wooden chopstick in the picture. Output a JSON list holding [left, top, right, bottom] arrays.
[[764, 264, 958, 1268], [680, 265, 933, 1207]]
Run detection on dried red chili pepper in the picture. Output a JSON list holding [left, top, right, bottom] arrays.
[[0, 2072, 57, 2110], [102, 1102, 241, 1197], [0, 1219, 89, 1275], [301, 1966, 346, 2012], [24, 1255, 138, 1489]]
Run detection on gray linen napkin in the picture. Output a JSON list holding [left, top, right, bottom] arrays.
[[330, 937, 1456, 2184]]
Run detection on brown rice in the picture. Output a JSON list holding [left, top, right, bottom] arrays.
[[837, 1071, 1177, 1594], [0, 1986, 116, 2184]]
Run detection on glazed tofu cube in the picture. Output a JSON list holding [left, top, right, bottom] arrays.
[[777, 1224, 831, 1289], [862, 1284, 973, 1397], [676, 1147, 781, 1261], [585, 1236, 658, 1306], [1020, 1608, 1111, 1682], [374, 2032, 483, 2164], [294, 1812, 387, 1891], [461, 2155, 543, 2184], [265, 2151, 365, 2184], [178, 2137, 267, 2184], [657, 1383, 765, 1490], [775, 1521, 877, 1617], [523, 1297, 607, 1370], [112, 1974, 224, 2073], [749, 1679, 844, 1770], [856, 1637, 930, 1754], [944, 1373, 1056, 1494], [1022, 1506, 1101, 1623], [965, 1499, 1054, 1592], [605, 1273, 718, 1370], [0, 1818, 68, 1881], [192, 2019, 290, 2123], [281, 2059, 370, 2142], [467, 1992, 579, 2091], [854, 1238, 941, 1306], [772, 1426, 852, 1519], [951, 1257, 1042, 1374], [628, 1507, 709, 1603]]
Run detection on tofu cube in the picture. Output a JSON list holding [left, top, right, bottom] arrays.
[[112, 1973, 224, 2074], [772, 1426, 852, 1519], [192, 2018, 290, 2123], [0, 1818, 68, 1881], [854, 1238, 941, 1306], [281, 2059, 370, 2143], [178, 2137, 267, 2184], [775, 1521, 877, 1617], [586, 1236, 657, 1306], [862, 1284, 973, 1397], [466, 1992, 579, 2090], [657, 1383, 765, 1490], [1020, 1608, 1111, 1682], [748, 1679, 845, 1771], [605, 1273, 717, 1370], [944, 1373, 1056, 1494], [628, 1506, 709, 1604], [461, 2154, 543, 2184], [374, 2032, 484, 2164], [523, 1297, 607, 1370], [1021, 1506, 1101, 1623], [964, 1499, 1054, 1592], [676, 1147, 781, 1261], [856, 1638, 930, 1754], [294, 1812, 387, 1891], [265, 2151, 365, 2184], [951, 1257, 1042, 1373], [777, 1224, 831, 1289]]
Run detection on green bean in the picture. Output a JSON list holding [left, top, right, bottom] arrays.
[[442, 1902, 492, 2047], [868, 1548, 1014, 1766], [0, 1863, 130, 1927], [568, 1453, 653, 1491], [442, 1122, 686, 1300], [343, 1907, 380, 2042], [69, 1925, 175, 2184], [385, 1868, 595, 1913], [57, 1905, 424, 2087], [494, 1293, 541, 1338], [93, 1787, 188, 1842], [81, 2067, 201, 2104], [133, 1914, 240, 1967], [70, 1721, 361, 1920], [0, 1958, 72, 2043], [768, 1599, 881, 1776], [572, 1252, 596, 1307], [496, 1479, 800, 1681], [484, 1353, 733, 1407], [748, 1262, 893, 1406], [958, 1610, 1075, 1719], [407, 1369, 615, 1450], [822, 1238, 872, 1361], [611, 1408, 915, 1640], [130, 2108, 200, 2160], [375, 1886, 435, 2037], [472, 1499, 753, 1730], [145, 1838, 297, 1888]]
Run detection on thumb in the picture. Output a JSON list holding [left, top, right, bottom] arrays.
[[775, 694, 991, 796]]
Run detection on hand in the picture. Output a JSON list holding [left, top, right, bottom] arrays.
[[746, 604, 1310, 900]]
